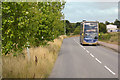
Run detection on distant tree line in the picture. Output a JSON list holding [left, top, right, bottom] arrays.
[[99, 19, 120, 33], [63, 20, 76, 35], [64, 19, 120, 35]]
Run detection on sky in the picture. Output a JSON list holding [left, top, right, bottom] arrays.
[[62, 2, 118, 23]]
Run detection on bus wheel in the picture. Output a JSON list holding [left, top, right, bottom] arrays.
[[94, 44, 97, 46], [81, 43, 84, 46]]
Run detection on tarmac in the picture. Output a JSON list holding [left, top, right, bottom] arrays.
[[98, 41, 120, 53]]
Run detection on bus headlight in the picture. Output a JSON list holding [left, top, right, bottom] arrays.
[[99, 33, 100, 36]]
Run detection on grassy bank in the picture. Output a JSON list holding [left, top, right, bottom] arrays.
[[99, 32, 119, 45], [2, 35, 67, 78], [67, 34, 80, 38]]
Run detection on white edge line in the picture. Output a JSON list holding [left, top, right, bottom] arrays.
[[90, 53, 94, 57], [95, 58, 102, 64], [104, 66, 116, 75]]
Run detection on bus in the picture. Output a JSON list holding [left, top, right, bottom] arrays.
[[80, 21, 99, 45]]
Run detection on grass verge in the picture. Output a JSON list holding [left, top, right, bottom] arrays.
[[2, 35, 67, 78], [99, 32, 119, 45]]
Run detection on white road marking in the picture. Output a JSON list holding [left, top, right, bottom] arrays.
[[83, 47, 85, 50], [74, 39, 86, 50], [74, 39, 81, 46], [86, 50, 89, 53], [95, 58, 102, 64], [90, 53, 94, 57], [79, 44, 82, 47], [104, 66, 116, 75], [80, 45, 83, 47], [74, 38, 116, 76], [74, 39, 79, 44], [73, 39, 76, 41]]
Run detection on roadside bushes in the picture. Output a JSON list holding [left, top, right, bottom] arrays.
[[99, 32, 111, 40], [73, 26, 80, 35], [99, 32, 119, 44]]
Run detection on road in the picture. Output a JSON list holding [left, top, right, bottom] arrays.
[[49, 37, 118, 78]]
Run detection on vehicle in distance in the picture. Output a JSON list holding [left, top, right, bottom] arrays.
[[80, 21, 99, 45]]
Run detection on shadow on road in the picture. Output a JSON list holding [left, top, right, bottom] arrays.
[[82, 44, 100, 46]]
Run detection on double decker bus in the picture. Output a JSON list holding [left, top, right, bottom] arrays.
[[80, 21, 99, 45]]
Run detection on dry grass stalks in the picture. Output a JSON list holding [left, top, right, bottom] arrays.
[[2, 35, 66, 78]]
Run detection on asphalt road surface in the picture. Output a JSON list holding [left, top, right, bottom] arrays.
[[49, 37, 118, 78]]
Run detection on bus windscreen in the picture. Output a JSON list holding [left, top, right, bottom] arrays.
[[84, 23, 97, 33], [84, 23, 98, 40]]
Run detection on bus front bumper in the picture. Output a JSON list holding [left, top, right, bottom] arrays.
[[82, 41, 98, 45]]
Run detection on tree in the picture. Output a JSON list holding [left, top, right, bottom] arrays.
[[105, 21, 110, 25], [73, 26, 80, 35], [69, 23, 76, 33], [2, 2, 65, 55], [99, 23, 107, 33], [75, 22, 81, 28], [114, 19, 120, 28]]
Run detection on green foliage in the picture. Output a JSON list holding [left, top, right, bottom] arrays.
[[73, 26, 80, 35], [75, 22, 81, 28], [105, 21, 110, 25], [2, 2, 65, 55], [113, 19, 120, 28], [64, 20, 71, 35], [99, 32, 111, 40], [63, 20, 81, 35], [64, 20, 76, 35], [99, 32, 119, 44], [99, 22, 107, 33]]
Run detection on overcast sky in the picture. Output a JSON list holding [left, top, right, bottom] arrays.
[[62, 2, 118, 23]]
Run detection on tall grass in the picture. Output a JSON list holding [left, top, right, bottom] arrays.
[[2, 35, 67, 78]]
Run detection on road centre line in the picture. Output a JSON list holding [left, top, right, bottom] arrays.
[[83, 47, 85, 50], [86, 50, 89, 53], [80, 45, 83, 47], [74, 39, 82, 47], [74, 38, 116, 76], [95, 58, 102, 64], [90, 53, 94, 57], [104, 66, 116, 75], [74, 39, 90, 52], [73, 38, 116, 76]]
